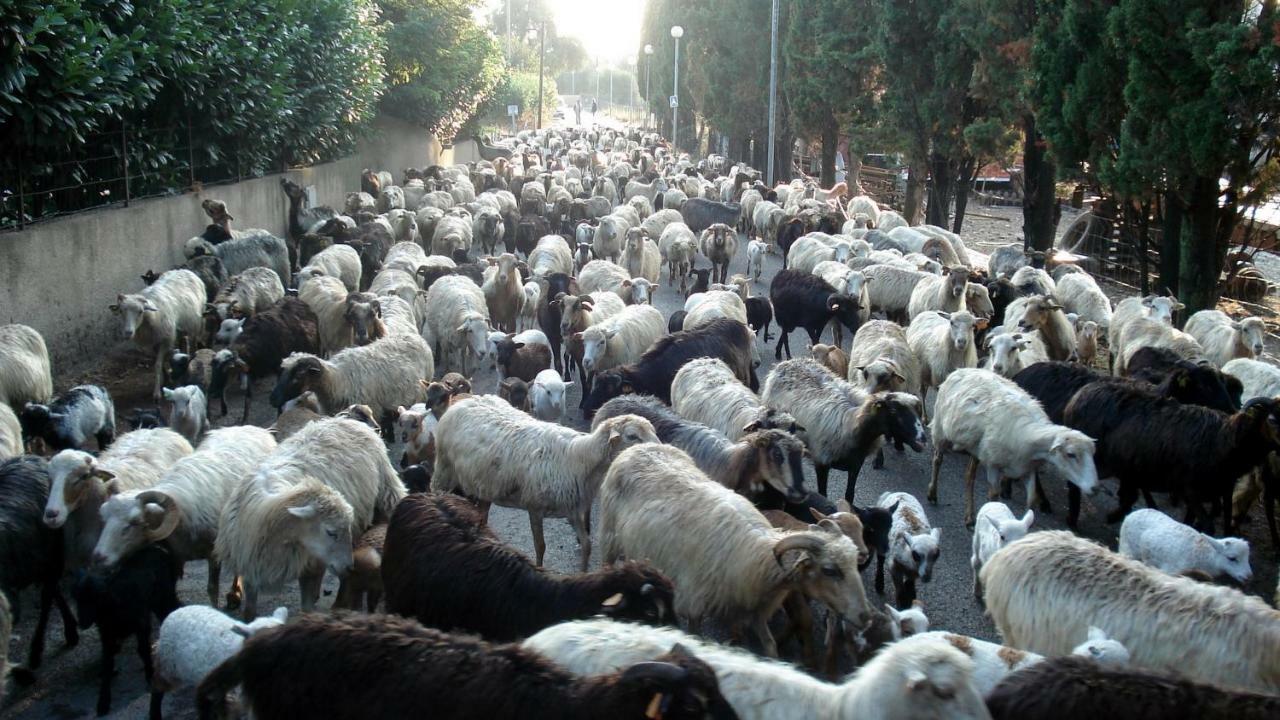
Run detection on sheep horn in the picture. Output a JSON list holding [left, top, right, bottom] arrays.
[[619, 661, 688, 686], [136, 490, 181, 542], [772, 532, 825, 565]]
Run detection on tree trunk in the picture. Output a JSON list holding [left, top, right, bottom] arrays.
[[1022, 114, 1058, 252], [849, 153, 863, 191], [1177, 175, 1223, 317], [1161, 189, 1182, 296], [952, 155, 976, 233], [904, 164, 926, 225], [926, 152, 955, 228], [819, 117, 838, 188], [776, 131, 795, 186]]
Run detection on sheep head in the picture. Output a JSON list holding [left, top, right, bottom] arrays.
[[867, 392, 927, 453], [594, 413, 658, 454], [280, 480, 356, 577], [1142, 294, 1184, 324], [743, 429, 808, 502], [857, 358, 907, 393], [1037, 429, 1098, 496], [774, 523, 873, 630], [93, 489, 181, 569], [45, 450, 117, 528], [940, 310, 978, 352], [811, 499, 870, 566], [596, 562, 675, 626], [271, 354, 325, 410], [985, 333, 1032, 377], [109, 293, 159, 340]]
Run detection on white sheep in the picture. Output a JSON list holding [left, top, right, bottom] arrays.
[[640, 208, 684, 241], [848, 319, 921, 401], [876, 210, 907, 233], [905, 310, 981, 411], [788, 235, 851, 274], [530, 368, 572, 422], [746, 239, 768, 282], [45, 428, 194, 571], [0, 402, 21, 459], [0, 324, 53, 408], [1184, 310, 1267, 368], [420, 275, 490, 375], [378, 295, 421, 337], [599, 443, 873, 658], [671, 358, 799, 442], [578, 259, 649, 305], [981, 530, 1280, 695], [1009, 265, 1056, 296], [298, 275, 354, 355], [430, 395, 657, 570], [907, 267, 970, 320], [1054, 272, 1113, 329], [878, 491, 941, 608], [519, 280, 541, 331], [753, 201, 786, 248], [1108, 294, 1183, 357], [913, 628, 1129, 697], [110, 269, 206, 400], [887, 226, 930, 253], [620, 228, 661, 284], [579, 304, 665, 374], [527, 234, 574, 277], [210, 267, 284, 320], [918, 224, 972, 267], [382, 242, 428, 278], [216, 417, 405, 618], [1114, 315, 1204, 375], [683, 290, 749, 332], [274, 333, 432, 420], [1223, 357, 1280, 401], [93, 426, 276, 605], [163, 385, 207, 444], [981, 333, 1035, 378], [151, 605, 288, 714], [184, 229, 289, 283], [430, 214, 472, 257], [592, 214, 631, 263], [368, 268, 420, 311], [525, 620, 991, 720], [970, 501, 1034, 601], [862, 264, 927, 322], [1118, 508, 1252, 584], [928, 369, 1098, 526], [845, 195, 881, 227]]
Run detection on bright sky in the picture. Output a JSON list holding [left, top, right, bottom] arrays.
[[485, 0, 647, 65]]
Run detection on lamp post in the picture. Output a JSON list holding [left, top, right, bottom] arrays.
[[643, 44, 653, 128], [670, 25, 683, 151], [766, 0, 779, 186], [536, 22, 546, 129]]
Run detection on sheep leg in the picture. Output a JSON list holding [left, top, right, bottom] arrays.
[[873, 446, 886, 470], [240, 583, 259, 620], [225, 576, 244, 610], [149, 691, 165, 720], [240, 374, 253, 424], [152, 343, 167, 402], [890, 563, 916, 610], [96, 637, 120, 716], [815, 464, 831, 497], [298, 570, 324, 611], [1065, 484, 1081, 528], [205, 559, 222, 607], [778, 593, 817, 669], [843, 452, 869, 505], [1107, 482, 1140, 524], [529, 512, 547, 567], [874, 552, 886, 595], [571, 509, 592, 572], [1142, 489, 1159, 510], [775, 327, 790, 360], [752, 613, 780, 658], [927, 442, 948, 504], [137, 624, 155, 682], [1031, 476, 1054, 514], [1262, 472, 1280, 551]]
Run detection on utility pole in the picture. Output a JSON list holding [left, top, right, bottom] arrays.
[[536, 22, 545, 129], [644, 44, 654, 129], [766, 0, 779, 186], [671, 26, 683, 151]]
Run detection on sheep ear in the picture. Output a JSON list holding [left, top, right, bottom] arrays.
[[1088, 626, 1106, 642], [1021, 509, 1035, 527], [272, 607, 289, 622], [742, 420, 762, 433], [419, 379, 431, 390], [287, 504, 317, 519], [904, 669, 929, 691], [608, 428, 622, 444], [162, 388, 174, 400], [930, 528, 941, 541], [809, 507, 829, 522], [143, 301, 160, 312], [564, 381, 575, 388], [230, 623, 253, 638], [601, 592, 625, 609], [885, 605, 903, 621]]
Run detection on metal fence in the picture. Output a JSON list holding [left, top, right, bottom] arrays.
[[1, 120, 317, 232]]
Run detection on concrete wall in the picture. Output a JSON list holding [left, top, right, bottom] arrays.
[[0, 117, 439, 372]]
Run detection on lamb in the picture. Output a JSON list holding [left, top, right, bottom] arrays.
[[18, 384, 115, 452], [71, 544, 181, 716], [917, 629, 1129, 699], [1184, 310, 1267, 368], [332, 522, 387, 612], [1075, 320, 1100, 365], [593, 396, 807, 502], [810, 343, 849, 379], [526, 620, 990, 720], [528, 368, 571, 422], [482, 253, 525, 332], [762, 359, 926, 501], [92, 426, 276, 609], [382, 493, 675, 641], [862, 264, 927, 323], [1223, 357, 1280, 402], [581, 318, 759, 416], [472, 206, 506, 255], [270, 391, 325, 441], [269, 333, 433, 431], [928, 368, 1098, 526], [970, 502, 1035, 602], [430, 395, 657, 570], [981, 333, 1036, 378], [1002, 294, 1076, 362], [207, 298, 321, 421], [184, 227, 290, 285], [905, 310, 981, 411], [0, 324, 53, 409], [45, 429, 194, 572], [162, 385, 207, 443], [195, 612, 733, 720], [907, 266, 969, 320], [1054, 272, 1112, 329], [592, 214, 630, 263], [621, 228, 663, 286], [746, 239, 767, 282], [495, 334, 553, 382], [111, 269, 206, 400], [699, 223, 739, 284], [1109, 294, 1184, 364], [875, 492, 941, 609], [1118, 508, 1251, 584], [580, 259, 652, 305], [671, 358, 803, 442], [420, 274, 490, 375], [980, 530, 1280, 695], [579, 304, 665, 375], [0, 456, 79, 672], [769, 270, 860, 360], [599, 443, 873, 657], [216, 417, 405, 618], [986, 655, 1280, 720], [209, 267, 285, 322], [150, 605, 288, 719]]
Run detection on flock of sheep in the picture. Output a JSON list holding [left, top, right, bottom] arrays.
[[0, 120, 1279, 720]]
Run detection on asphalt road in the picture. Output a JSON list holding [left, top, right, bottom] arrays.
[[4, 226, 1278, 719]]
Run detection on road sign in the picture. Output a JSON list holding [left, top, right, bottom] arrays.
[[669, 96, 679, 109], [507, 105, 519, 117]]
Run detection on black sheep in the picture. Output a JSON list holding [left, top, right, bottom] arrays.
[[495, 335, 553, 382], [754, 489, 891, 574], [0, 457, 78, 673], [515, 215, 550, 258], [745, 296, 774, 342], [680, 197, 741, 234], [667, 309, 689, 334], [581, 317, 758, 418], [537, 274, 579, 375], [381, 494, 675, 641], [985, 277, 1020, 330], [72, 545, 181, 716], [209, 297, 320, 421], [686, 267, 712, 298], [1125, 346, 1241, 410], [986, 655, 1280, 720], [776, 218, 806, 268], [180, 255, 228, 303], [769, 270, 860, 360], [197, 612, 736, 720], [1063, 385, 1280, 533], [18, 384, 115, 452]]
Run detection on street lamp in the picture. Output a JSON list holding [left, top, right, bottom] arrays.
[[766, 0, 779, 185], [670, 25, 683, 151], [643, 44, 653, 129]]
